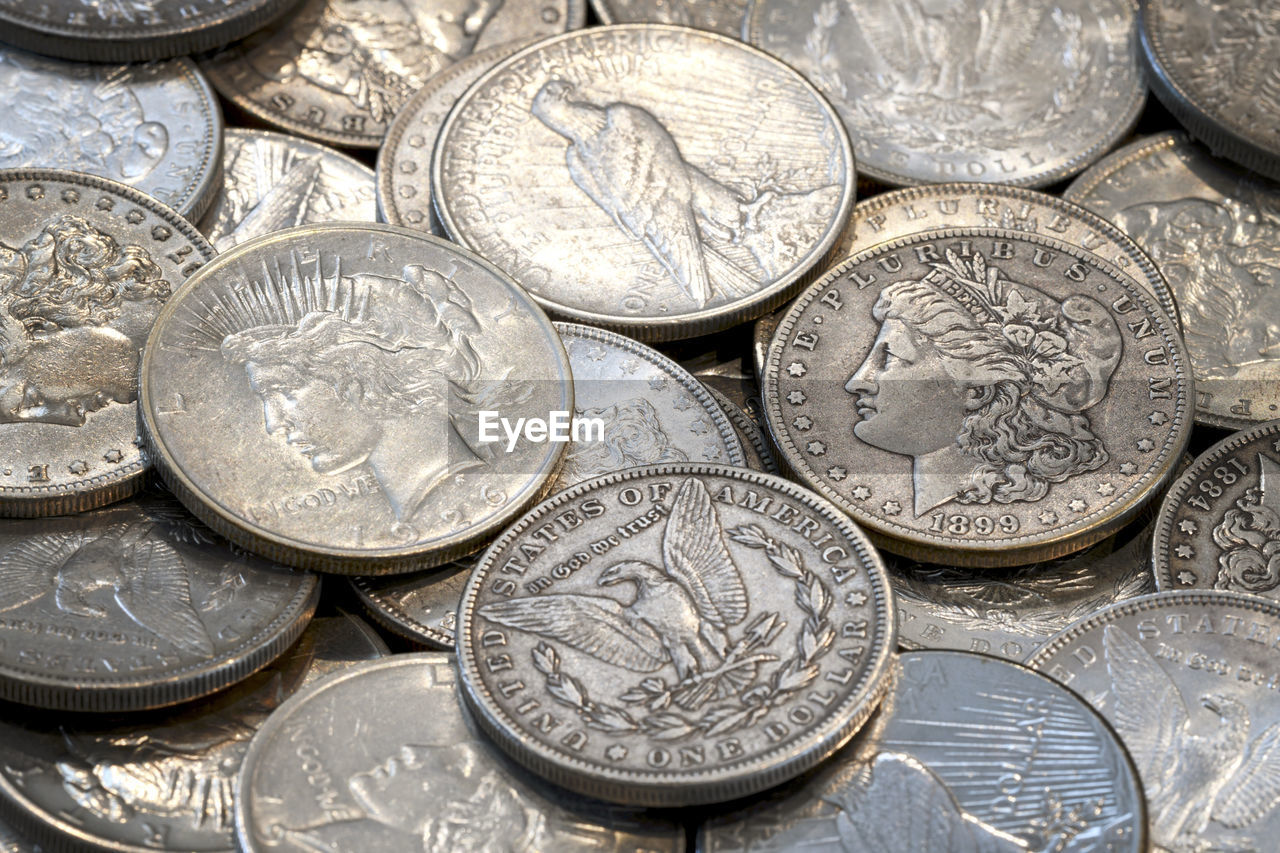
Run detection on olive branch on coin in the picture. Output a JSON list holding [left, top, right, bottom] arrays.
[[531, 524, 835, 741]]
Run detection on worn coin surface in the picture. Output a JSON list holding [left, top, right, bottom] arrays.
[[1140, 0, 1280, 181], [351, 559, 472, 649], [434, 24, 856, 341], [236, 654, 685, 852], [0, 170, 214, 517], [0, 613, 385, 853], [201, 0, 586, 149], [0, 488, 319, 712], [588, 0, 747, 35], [377, 39, 534, 234], [458, 464, 895, 806], [705, 385, 777, 474], [745, 0, 1145, 188], [0, 0, 296, 62], [141, 223, 572, 574], [701, 650, 1146, 853], [1029, 591, 1280, 853], [0, 48, 222, 220], [200, 128, 376, 252], [1066, 131, 1280, 431], [1154, 421, 1280, 602], [764, 228, 1193, 567]]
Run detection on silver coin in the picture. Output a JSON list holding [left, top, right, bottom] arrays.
[[589, 0, 747, 36], [704, 384, 777, 473], [700, 649, 1146, 853], [0, 47, 222, 220], [0, 169, 214, 518], [458, 464, 895, 806], [554, 322, 745, 487], [745, 0, 1145, 188], [0, 0, 297, 63], [1140, 0, 1280, 182], [235, 653, 685, 852], [752, 308, 782, 381], [1153, 420, 1280, 602], [0, 613, 385, 853], [200, 128, 377, 253], [0, 818, 32, 853], [763, 228, 1193, 567], [1065, 131, 1280, 431], [1028, 591, 1280, 853], [0, 487, 319, 712], [140, 222, 573, 574], [433, 24, 856, 341], [351, 559, 472, 649], [377, 39, 535, 234], [201, 0, 587, 150], [664, 328, 763, 425]]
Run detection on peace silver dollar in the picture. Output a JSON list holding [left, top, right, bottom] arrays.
[[1065, 131, 1280, 430], [701, 649, 1146, 852], [199, 128, 377, 253], [0, 170, 214, 517], [0, 47, 222, 221], [1029, 591, 1280, 853], [0, 488, 319, 712], [588, 0, 747, 36], [458, 464, 895, 806], [141, 222, 573, 574], [0, 613, 385, 853], [433, 24, 856, 341], [201, 0, 587, 149], [745, 0, 1144, 188], [763, 228, 1193, 566], [235, 654, 685, 852]]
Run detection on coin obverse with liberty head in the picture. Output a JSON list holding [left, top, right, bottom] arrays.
[[141, 223, 573, 574]]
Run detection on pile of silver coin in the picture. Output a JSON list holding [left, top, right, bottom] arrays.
[[0, 0, 1277, 850]]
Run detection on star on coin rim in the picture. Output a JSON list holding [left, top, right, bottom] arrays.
[[762, 227, 1192, 567], [430, 23, 858, 342], [456, 462, 896, 807]]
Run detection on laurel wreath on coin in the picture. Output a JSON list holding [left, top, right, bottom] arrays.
[[531, 524, 836, 741]]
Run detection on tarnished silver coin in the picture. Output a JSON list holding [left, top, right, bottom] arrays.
[[745, 0, 1144, 188], [235, 654, 685, 852], [1029, 591, 1280, 853], [201, 0, 587, 150], [0, 613, 385, 853], [764, 228, 1193, 567], [0, 48, 222, 221], [668, 330, 763, 426], [1153, 420, 1280, 602], [458, 464, 895, 806], [141, 223, 573, 575], [433, 24, 856, 341], [377, 39, 535, 234], [589, 0, 747, 35], [0, 0, 296, 62], [351, 559, 472, 649], [1065, 131, 1280, 431], [0, 169, 214, 517], [200, 128, 376, 253], [705, 385, 777, 474], [1140, 0, 1280, 181], [0, 488, 318, 712], [701, 650, 1146, 853]]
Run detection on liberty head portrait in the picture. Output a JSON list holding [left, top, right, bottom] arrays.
[[844, 251, 1122, 517], [0, 214, 170, 426], [220, 262, 491, 526]]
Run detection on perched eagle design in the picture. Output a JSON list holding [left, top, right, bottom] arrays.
[[479, 477, 750, 708]]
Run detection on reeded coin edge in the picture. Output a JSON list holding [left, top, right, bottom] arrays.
[[762, 226, 1193, 567], [0, 574, 318, 712], [350, 573, 457, 650], [139, 222, 572, 574], [1151, 418, 1280, 592], [457, 462, 897, 807], [704, 384, 778, 473], [432, 23, 858, 343], [1139, 2, 1280, 183]]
